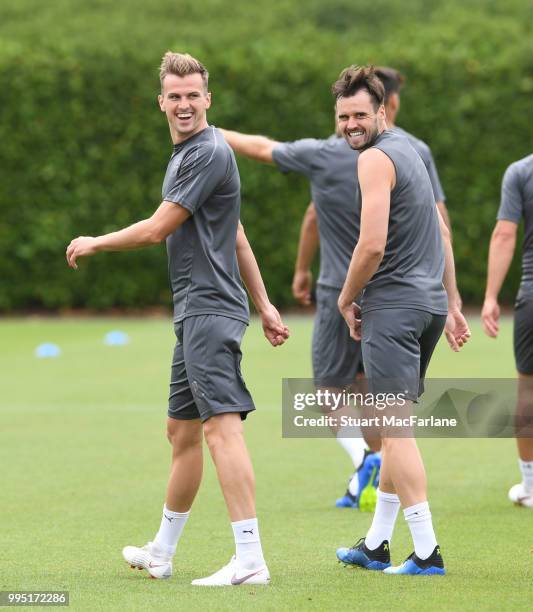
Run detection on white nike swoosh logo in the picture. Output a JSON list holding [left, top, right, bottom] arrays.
[[230, 568, 264, 585]]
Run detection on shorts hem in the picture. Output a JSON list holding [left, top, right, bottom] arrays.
[[167, 411, 202, 421], [314, 377, 359, 388], [516, 366, 533, 376], [200, 405, 256, 422]]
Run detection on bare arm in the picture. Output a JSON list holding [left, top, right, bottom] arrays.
[[481, 220, 518, 337], [236, 222, 289, 346], [66, 201, 190, 269], [337, 149, 391, 339], [436, 199, 463, 308], [436, 201, 452, 236], [436, 208, 471, 351], [219, 128, 278, 164], [437, 209, 459, 307], [292, 202, 319, 305]]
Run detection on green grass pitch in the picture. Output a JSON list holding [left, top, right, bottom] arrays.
[[1, 315, 532, 611]]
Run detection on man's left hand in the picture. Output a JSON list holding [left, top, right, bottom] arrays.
[[444, 308, 471, 352], [260, 303, 290, 347], [66, 236, 99, 269]]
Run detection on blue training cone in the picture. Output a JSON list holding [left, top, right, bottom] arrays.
[[35, 343, 62, 358]]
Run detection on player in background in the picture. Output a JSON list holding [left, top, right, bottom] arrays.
[[333, 65, 469, 575], [66, 52, 289, 586], [481, 153, 533, 508]]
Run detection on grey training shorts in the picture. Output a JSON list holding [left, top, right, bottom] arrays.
[[514, 297, 533, 375], [361, 307, 446, 401], [312, 285, 363, 388], [168, 315, 255, 422]]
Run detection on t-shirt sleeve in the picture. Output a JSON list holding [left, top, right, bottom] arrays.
[[424, 148, 446, 203], [272, 139, 319, 177], [163, 143, 227, 214], [497, 163, 523, 223]]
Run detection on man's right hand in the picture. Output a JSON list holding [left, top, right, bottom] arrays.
[[481, 297, 500, 338], [292, 270, 313, 306], [338, 301, 362, 341]]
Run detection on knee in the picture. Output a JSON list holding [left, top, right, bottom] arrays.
[[203, 414, 242, 452], [380, 437, 401, 453], [166, 420, 203, 451]]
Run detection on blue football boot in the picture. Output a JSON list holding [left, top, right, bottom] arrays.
[[335, 451, 381, 510], [335, 491, 358, 508], [383, 545, 445, 575], [357, 451, 381, 512], [336, 538, 391, 570]]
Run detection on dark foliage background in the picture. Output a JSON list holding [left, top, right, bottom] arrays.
[[1, 0, 532, 310]]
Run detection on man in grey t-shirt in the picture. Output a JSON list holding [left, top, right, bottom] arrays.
[[482, 154, 533, 508], [66, 52, 289, 586], [333, 65, 469, 575]]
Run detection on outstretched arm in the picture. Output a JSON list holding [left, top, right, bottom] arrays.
[[219, 129, 278, 164], [66, 201, 190, 269], [481, 220, 517, 337], [236, 222, 289, 346], [292, 202, 319, 305]]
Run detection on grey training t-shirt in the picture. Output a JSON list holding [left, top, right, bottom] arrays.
[[393, 126, 446, 203], [273, 135, 359, 290], [497, 154, 533, 300], [162, 126, 249, 324], [361, 130, 448, 315]]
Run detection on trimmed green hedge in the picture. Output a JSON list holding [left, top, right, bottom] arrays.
[[1, 0, 532, 310]]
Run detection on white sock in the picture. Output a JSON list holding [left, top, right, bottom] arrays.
[[404, 501, 437, 560], [519, 459, 533, 492], [231, 518, 265, 570], [336, 426, 367, 470], [153, 505, 189, 557], [365, 489, 400, 549], [348, 472, 360, 497]]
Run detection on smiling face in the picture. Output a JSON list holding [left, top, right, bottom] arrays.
[[158, 73, 211, 144], [336, 89, 386, 151]]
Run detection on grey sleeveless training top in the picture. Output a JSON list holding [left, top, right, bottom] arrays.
[[360, 130, 448, 315]]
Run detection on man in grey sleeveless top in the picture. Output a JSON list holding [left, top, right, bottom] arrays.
[[66, 52, 289, 586], [333, 66, 470, 575], [220, 66, 457, 511], [482, 154, 533, 508]]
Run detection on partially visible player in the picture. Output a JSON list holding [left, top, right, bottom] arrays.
[[481, 153, 533, 508], [66, 52, 289, 586], [333, 65, 469, 575]]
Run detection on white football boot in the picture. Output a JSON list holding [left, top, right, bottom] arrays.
[[122, 542, 173, 579], [508, 483, 533, 508], [191, 555, 270, 586]]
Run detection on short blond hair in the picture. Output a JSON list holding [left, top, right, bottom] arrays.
[[159, 52, 209, 91]]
